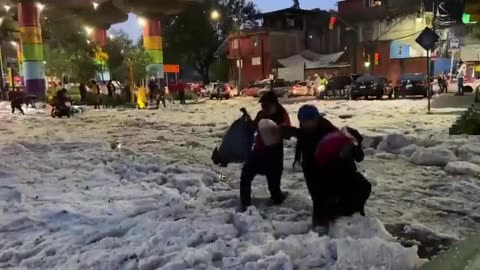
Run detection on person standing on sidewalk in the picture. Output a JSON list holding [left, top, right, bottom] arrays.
[[456, 60, 467, 96]]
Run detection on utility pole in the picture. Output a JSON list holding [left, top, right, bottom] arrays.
[[237, 8, 243, 90], [428, 0, 438, 112], [128, 58, 135, 103]]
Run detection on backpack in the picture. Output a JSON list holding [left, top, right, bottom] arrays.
[[315, 130, 353, 166]]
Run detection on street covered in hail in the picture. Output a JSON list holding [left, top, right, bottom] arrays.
[[0, 97, 478, 269]]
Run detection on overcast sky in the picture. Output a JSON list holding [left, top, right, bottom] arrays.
[[110, 0, 337, 40]]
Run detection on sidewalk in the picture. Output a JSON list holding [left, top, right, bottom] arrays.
[[431, 92, 475, 109]]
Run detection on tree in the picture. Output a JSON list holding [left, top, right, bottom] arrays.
[[104, 31, 153, 83], [162, 0, 260, 84], [43, 19, 101, 82]]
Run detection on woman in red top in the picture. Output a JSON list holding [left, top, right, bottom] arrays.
[[240, 91, 291, 211]]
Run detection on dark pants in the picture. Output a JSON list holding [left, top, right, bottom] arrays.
[[11, 104, 24, 115], [179, 91, 186, 104], [156, 94, 166, 108], [305, 169, 371, 226], [93, 95, 100, 109], [335, 172, 371, 217], [457, 77, 464, 95], [240, 146, 285, 208], [80, 91, 86, 102]]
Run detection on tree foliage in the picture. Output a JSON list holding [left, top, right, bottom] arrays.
[[43, 19, 101, 82], [104, 31, 153, 83], [43, 19, 151, 84], [162, 0, 260, 84]]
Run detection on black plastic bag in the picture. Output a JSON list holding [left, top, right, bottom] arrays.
[[212, 108, 254, 166]]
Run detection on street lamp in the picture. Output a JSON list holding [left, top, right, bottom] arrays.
[[137, 17, 147, 27], [10, 41, 17, 47], [210, 10, 220, 21], [92, 1, 99, 10], [36, 3, 45, 12], [4, 5, 10, 12], [84, 26, 93, 35], [364, 61, 370, 68]]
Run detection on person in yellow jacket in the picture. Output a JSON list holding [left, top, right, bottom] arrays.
[[136, 83, 148, 109]]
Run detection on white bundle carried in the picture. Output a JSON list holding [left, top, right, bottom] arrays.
[[258, 119, 281, 146]]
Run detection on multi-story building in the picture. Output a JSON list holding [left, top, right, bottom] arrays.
[[226, 7, 348, 87], [338, 0, 436, 82]]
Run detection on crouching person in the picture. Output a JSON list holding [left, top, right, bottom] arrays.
[[315, 127, 371, 221], [240, 91, 291, 211], [290, 105, 371, 230]]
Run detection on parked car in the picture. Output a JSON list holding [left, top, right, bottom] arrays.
[[323, 74, 362, 98], [350, 75, 393, 100], [289, 81, 312, 97], [208, 82, 233, 99], [395, 73, 429, 98], [187, 82, 207, 97], [241, 82, 266, 97], [345, 74, 364, 97], [257, 79, 291, 98]]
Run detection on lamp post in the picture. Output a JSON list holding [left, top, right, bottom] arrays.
[[212, 8, 244, 89], [128, 58, 135, 103]]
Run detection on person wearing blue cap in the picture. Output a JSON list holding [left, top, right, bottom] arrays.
[[284, 104, 370, 231]]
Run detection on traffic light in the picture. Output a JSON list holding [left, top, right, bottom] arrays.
[[364, 54, 371, 67], [329, 16, 336, 30], [374, 53, 380, 65]]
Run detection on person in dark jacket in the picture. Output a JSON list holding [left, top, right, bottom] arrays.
[[10, 96, 25, 115], [148, 79, 157, 103], [240, 91, 291, 211], [291, 104, 371, 228], [107, 80, 115, 97], [79, 82, 87, 103]]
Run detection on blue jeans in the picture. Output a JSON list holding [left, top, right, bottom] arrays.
[[457, 77, 464, 94]]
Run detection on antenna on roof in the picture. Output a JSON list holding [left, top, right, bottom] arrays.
[[292, 0, 300, 9]]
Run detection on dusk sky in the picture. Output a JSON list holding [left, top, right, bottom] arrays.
[[111, 0, 337, 40]]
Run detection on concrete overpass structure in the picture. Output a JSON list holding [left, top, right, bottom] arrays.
[[0, 0, 199, 97]]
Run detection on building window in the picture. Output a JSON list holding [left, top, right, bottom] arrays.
[[252, 37, 259, 47], [232, 39, 239, 49], [365, 0, 382, 7], [252, 57, 261, 66], [286, 17, 295, 27]]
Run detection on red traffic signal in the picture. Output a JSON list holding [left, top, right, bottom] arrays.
[[329, 16, 337, 30], [374, 53, 380, 64]]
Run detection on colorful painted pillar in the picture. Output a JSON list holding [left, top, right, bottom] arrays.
[[143, 19, 164, 78], [18, 1, 46, 98], [16, 43, 23, 78], [92, 28, 110, 81]]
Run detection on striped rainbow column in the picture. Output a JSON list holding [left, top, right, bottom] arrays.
[[92, 28, 107, 47], [18, 1, 46, 98], [16, 43, 23, 78], [143, 19, 164, 78], [92, 28, 110, 81]]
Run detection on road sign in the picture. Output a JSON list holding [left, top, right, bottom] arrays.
[[416, 27, 440, 51], [449, 38, 460, 50], [164, 64, 180, 73]]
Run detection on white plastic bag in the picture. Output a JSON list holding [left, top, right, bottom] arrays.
[[258, 119, 281, 146]]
